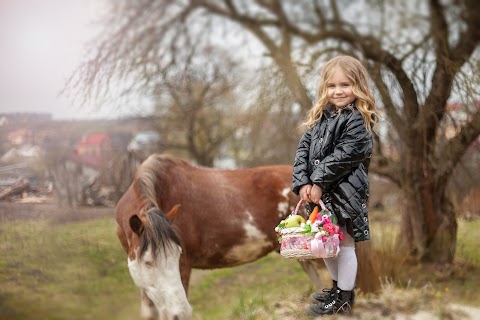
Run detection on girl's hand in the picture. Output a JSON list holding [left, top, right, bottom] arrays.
[[310, 184, 323, 204], [299, 184, 312, 202]]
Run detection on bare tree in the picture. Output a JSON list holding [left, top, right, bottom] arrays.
[[151, 50, 245, 166], [66, 0, 480, 266], [234, 68, 303, 167]]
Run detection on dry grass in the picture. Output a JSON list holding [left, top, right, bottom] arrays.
[[238, 281, 480, 320]]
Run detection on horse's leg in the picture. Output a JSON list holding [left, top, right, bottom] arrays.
[[298, 259, 330, 291], [139, 289, 158, 320]]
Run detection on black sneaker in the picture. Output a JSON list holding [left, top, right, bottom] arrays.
[[309, 280, 337, 303], [307, 289, 353, 316], [309, 287, 336, 303]]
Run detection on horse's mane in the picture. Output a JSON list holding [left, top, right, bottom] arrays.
[[134, 154, 189, 209], [133, 154, 185, 258]]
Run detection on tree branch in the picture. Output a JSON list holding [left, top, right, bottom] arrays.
[[199, 0, 312, 111], [435, 105, 480, 189], [370, 155, 402, 186], [369, 64, 406, 138], [422, 0, 480, 145]]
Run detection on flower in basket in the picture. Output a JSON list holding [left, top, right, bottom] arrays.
[[323, 222, 337, 234], [300, 208, 344, 243], [321, 214, 331, 224]]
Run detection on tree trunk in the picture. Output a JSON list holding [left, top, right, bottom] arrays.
[[196, 154, 214, 167], [399, 152, 457, 263], [356, 241, 381, 293]]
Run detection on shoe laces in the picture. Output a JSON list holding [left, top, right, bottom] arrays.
[[335, 301, 352, 314], [322, 293, 337, 309], [323, 300, 336, 310]]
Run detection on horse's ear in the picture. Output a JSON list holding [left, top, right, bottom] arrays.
[[166, 204, 181, 220], [129, 214, 144, 236]]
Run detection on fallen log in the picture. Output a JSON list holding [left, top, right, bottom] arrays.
[[0, 180, 30, 200]]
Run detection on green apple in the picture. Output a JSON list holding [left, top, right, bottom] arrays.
[[284, 215, 306, 228]]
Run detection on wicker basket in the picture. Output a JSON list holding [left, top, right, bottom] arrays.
[[279, 227, 318, 260], [277, 199, 339, 260]]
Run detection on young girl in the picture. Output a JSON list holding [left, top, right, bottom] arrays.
[[292, 55, 378, 316]]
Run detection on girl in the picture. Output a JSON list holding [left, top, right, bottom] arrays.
[[292, 55, 378, 316]]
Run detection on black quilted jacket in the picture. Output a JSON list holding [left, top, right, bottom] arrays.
[[292, 102, 373, 242]]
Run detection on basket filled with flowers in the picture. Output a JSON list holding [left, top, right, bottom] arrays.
[[275, 199, 344, 260]]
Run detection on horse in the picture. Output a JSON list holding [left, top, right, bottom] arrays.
[[115, 154, 331, 319]]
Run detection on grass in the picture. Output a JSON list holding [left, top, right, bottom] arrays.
[[0, 218, 138, 320], [457, 219, 480, 265], [189, 253, 311, 319], [0, 211, 479, 319]]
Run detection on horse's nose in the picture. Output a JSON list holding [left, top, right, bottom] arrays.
[[173, 311, 191, 320]]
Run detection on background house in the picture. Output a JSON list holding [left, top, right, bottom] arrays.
[[7, 129, 35, 145]]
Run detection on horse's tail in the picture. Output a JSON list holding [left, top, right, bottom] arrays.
[[133, 155, 181, 258]]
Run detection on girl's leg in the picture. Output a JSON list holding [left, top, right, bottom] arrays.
[[308, 231, 357, 315], [322, 228, 356, 286], [337, 231, 357, 291]]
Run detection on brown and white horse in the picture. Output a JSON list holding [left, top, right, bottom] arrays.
[[115, 154, 325, 320]]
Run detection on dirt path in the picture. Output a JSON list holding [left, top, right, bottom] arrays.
[[0, 200, 114, 224], [271, 296, 480, 319]]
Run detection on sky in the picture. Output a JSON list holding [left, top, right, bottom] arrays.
[[0, 0, 139, 120]]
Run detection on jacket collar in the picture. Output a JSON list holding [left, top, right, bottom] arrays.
[[324, 100, 356, 117]]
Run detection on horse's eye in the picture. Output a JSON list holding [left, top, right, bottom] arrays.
[[144, 260, 154, 267]]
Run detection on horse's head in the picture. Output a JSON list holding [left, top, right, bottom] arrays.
[[127, 204, 192, 320]]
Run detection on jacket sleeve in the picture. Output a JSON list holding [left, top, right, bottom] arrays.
[[292, 128, 313, 195], [310, 111, 372, 190]]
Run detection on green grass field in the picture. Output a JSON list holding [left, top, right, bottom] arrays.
[[0, 212, 479, 319]]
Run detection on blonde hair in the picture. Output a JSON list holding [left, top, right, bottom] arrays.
[[304, 56, 378, 132]]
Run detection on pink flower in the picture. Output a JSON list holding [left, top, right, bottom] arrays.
[[322, 236, 327, 243], [339, 232, 344, 240], [332, 224, 340, 234], [323, 223, 336, 234], [321, 215, 331, 224]]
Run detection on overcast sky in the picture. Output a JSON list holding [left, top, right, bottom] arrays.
[[0, 0, 140, 120]]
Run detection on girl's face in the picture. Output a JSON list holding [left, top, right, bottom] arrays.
[[326, 68, 356, 108]]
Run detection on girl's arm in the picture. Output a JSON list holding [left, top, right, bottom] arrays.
[[292, 128, 313, 195], [310, 111, 372, 190]]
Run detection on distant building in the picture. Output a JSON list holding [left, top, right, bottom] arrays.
[[0, 116, 8, 126], [127, 131, 160, 157], [1, 145, 43, 163], [7, 129, 34, 145], [75, 133, 112, 162], [70, 133, 112, 170]]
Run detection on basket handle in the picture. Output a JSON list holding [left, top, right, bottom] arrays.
[[292, 199, 327, 215]]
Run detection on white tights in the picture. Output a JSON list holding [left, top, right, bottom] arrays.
[[322, 230, 357, 291]]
